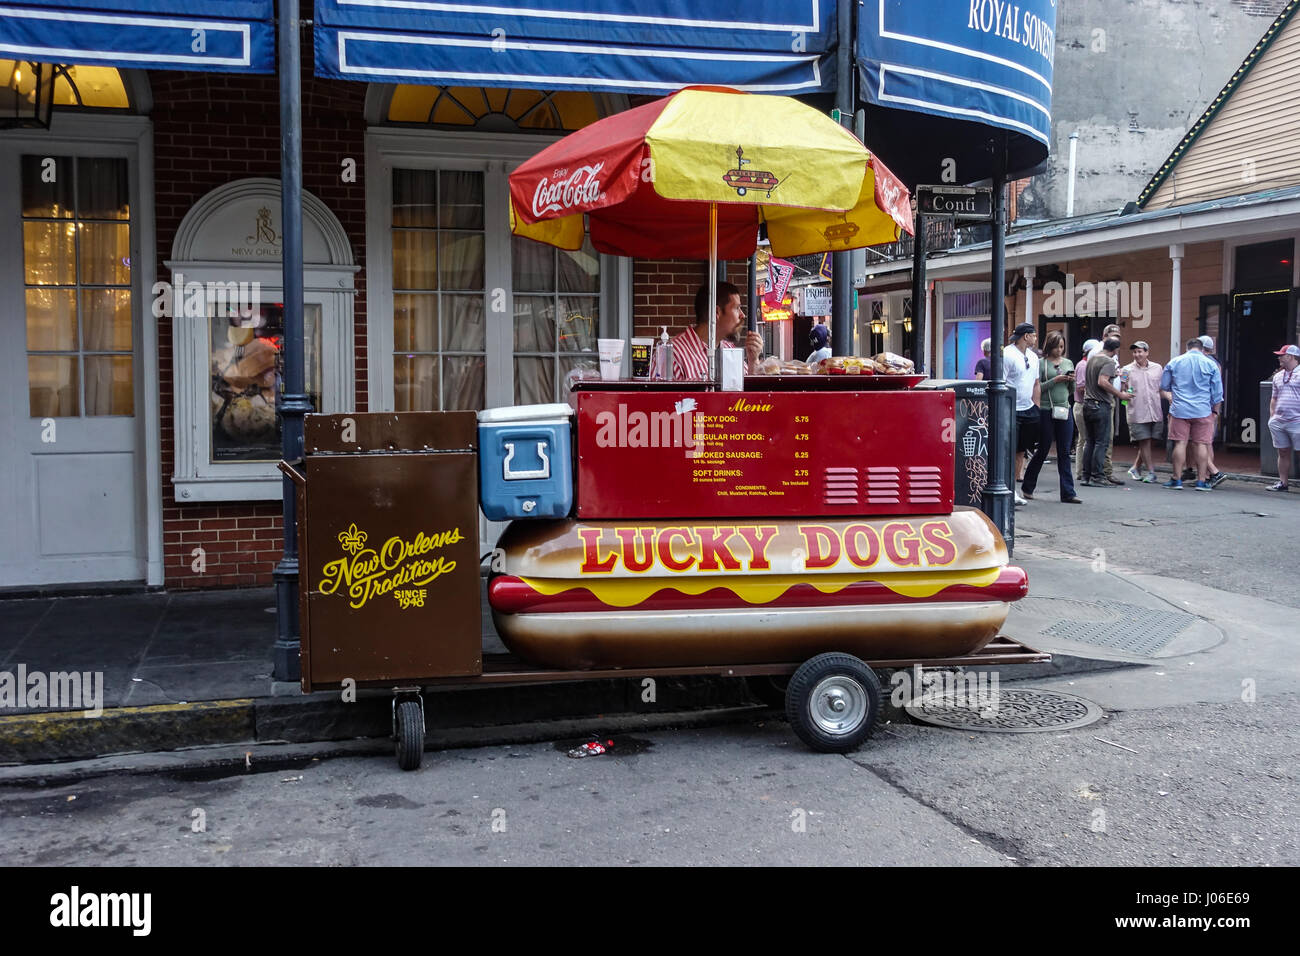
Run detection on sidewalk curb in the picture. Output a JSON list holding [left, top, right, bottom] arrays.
[[0, 652, 1129, 767], [0, 700, 255, 764]]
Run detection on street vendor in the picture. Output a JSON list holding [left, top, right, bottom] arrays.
[[672, 282, 765, 380]]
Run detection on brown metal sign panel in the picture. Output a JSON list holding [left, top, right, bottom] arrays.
[[302, 452, 482, 686], [305, 411, 477, 454]]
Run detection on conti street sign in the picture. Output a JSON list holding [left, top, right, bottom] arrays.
[[916, 185, 993, 221]]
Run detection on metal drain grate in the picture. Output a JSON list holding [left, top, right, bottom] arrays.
[[905, 688, 1103, 733], [1040, 600, 1196, 656]]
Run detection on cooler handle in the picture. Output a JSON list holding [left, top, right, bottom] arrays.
[[502, 441, 550, 481]]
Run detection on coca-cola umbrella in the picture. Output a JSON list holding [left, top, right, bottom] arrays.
[[508, 86, 912, 378]]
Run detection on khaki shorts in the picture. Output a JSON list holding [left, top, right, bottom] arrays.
[[1129, 420, 1164, 441], [1269, 417, 1300, 450]]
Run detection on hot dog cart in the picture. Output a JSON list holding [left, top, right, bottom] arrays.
[[282, 374, 1045, 770]]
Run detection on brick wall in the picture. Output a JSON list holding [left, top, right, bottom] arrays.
[[153, 59, 368, 588], [632, 259, 752, 338]]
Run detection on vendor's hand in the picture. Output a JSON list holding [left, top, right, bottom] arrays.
[[743, 331, 764, 361]]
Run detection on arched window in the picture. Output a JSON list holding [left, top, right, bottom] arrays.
[[385, 85, 615, 132], [2, 61, 132, 111]]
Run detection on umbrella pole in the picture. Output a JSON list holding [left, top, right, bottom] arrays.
[[707, 201, 718, 382]]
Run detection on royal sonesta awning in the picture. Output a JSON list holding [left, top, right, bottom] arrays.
[[313, 0, 836, 93], [0, 0, 276, 73], [855, 0, 1057, 186]]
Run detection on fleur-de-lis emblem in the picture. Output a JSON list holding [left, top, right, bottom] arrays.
[[338, 523, 367, 555]]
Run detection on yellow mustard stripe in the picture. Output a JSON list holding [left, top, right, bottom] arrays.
[[519, 568, 1002, 608]]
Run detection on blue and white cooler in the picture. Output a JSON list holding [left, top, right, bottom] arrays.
[[477, 404, 574, 520]]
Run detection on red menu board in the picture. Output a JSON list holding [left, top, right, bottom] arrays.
[[575, 389, 955, 518]]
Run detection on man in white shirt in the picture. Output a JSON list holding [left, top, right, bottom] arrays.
[[1004, 322, 1041, 505]]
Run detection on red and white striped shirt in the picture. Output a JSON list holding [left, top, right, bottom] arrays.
[[671, 326, 738, 381], [1273, 365, 1300, 423]]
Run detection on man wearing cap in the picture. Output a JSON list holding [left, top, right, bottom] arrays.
[[1081, 337, 1126, 487], [1098, 323, 1124, 484], [1073, 338, 1100, 481], [1266, 344, 1300, 492], [1121, 341, 1163, 481], [1004, 323, 1041, 505], [1159, 337, 1224, 490], [1197, 335, 1228, 487]]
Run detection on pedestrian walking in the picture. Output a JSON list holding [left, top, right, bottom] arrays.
[[1021, 331, 1081, 503], [1266, 344, 1300, 492], [1073, 338, 1100, 480], [1099, 323, 1122, 481], [1197, 335, 1228, 487], [1159, 337, 1224, 491], [1004, 322, 1041, 506], [1081, 337, 1126, 487], [1121, 340, 1163, 482], [974, 338, 992, 380]]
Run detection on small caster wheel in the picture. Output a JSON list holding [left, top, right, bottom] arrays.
[[395, 698, 425, 771], [785, 653, 881, 753]]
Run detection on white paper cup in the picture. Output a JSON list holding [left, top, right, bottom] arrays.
[[598, 338, 624, 381]]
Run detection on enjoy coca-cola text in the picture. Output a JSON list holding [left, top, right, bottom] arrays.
[[532, 163, 605, 217]]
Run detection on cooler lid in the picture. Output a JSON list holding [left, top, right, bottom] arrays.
[[477, 403, 574, 424]]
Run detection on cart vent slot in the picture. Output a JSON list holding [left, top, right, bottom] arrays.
[[907, 465, 945, 504], [864, 466, 901, 504], [824, 467, 859, 506]]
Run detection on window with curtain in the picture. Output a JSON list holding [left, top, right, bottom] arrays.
[[22, 155, 132, 418], [512, 235, 600, 404], [392, 168, 486, 411]]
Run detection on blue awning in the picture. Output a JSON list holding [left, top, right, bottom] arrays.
[[314, 0, 836, 94], [856, 0, 1056, 185], [0, 1, 276, 73]]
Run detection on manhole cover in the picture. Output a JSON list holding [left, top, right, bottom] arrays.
[[905, 688, 1104, 733]]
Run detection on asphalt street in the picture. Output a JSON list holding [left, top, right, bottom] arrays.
[[1010, 462, 1300, 610], [2, 453, 1295, 868], [1, 691, 1294, 866]]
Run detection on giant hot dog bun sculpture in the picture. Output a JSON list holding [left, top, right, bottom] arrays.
[[487, 509, 1027, 670]]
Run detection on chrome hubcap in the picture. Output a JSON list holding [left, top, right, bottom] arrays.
[[810, 675, 868, 736]]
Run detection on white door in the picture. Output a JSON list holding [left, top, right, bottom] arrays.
[[0, 144, 144, 586]]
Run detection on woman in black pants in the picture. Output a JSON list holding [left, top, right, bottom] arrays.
[[1022, 331, 1082, 503]]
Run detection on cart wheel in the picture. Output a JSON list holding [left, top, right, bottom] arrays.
[[747, 675, 790, 710], [395, 699, 425, 771], [785, 653, 881, 753]]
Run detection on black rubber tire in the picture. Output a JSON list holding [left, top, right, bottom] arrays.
[[785, 653, 881, 753], [747, 675, 790, 710], [395, 699, 425, 771]]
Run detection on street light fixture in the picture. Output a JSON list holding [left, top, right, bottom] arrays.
[[2, 60, 60, 129]]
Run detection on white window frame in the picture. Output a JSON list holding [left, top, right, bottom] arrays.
[[167, 179, 358, 501], [365, 127, 630, 412]]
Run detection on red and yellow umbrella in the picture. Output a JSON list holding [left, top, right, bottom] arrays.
[[509, 86, 911, 259], [508, 86, 912, 376]]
